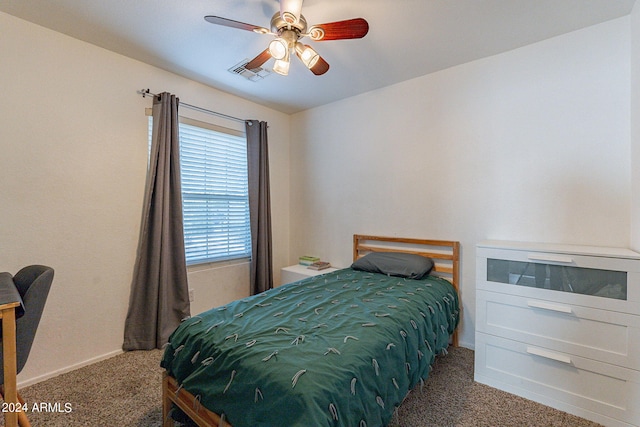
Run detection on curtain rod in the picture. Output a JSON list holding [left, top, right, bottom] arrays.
[[138, 89, 248, 124]]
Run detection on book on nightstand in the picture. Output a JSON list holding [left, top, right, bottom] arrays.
[[307, 261, 331, 270], [299, 255, 320, 266]]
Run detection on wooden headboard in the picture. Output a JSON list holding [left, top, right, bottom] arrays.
[[353, 234, 461, 346]]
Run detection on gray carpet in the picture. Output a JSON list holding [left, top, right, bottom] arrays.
[[12, 347, 602, 426]]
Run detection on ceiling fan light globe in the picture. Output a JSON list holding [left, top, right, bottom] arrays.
[[273, 58, 290, 76], [268, 39, 288, 60], [295, 43, 319, 69], [306, 54, 319, 69]]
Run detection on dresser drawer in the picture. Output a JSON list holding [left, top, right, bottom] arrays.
[[476, 290, 640, 370], [476, 244, 640, 313], [475, 333, 640, 427]]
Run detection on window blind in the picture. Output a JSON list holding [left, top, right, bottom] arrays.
[[148, 117, 251, 265]]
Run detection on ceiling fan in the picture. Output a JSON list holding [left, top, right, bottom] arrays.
[[204, 0, 369, 76]]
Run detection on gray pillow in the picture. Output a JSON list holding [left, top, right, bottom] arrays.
[[351, 252, 434, 279]]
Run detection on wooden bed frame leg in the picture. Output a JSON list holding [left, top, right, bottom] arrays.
[[162, 374, 175, 427], [0, 389, 30, 427]]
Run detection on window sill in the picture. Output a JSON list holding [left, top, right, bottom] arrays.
[[187, 257, 250, 272]]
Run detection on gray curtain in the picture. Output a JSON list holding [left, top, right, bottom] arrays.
[[123, 92, 190, 350], [246, 120, 273, 295]]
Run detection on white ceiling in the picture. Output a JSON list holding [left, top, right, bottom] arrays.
[[1, 0, 636, 114]]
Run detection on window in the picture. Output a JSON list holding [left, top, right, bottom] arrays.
[[149, 117, 251, 265]]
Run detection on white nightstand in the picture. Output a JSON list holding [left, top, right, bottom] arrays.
[[280, 264, 339, 285]]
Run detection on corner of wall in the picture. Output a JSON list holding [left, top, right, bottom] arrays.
[[630, 2, 640, 251]]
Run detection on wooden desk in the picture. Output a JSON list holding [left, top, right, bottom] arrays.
[[0, 280, 24, 427]]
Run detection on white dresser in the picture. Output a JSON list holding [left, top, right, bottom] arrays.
[[475, 240, 640, 427]]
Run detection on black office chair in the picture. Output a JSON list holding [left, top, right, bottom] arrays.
[[0, 265, 54, 426]]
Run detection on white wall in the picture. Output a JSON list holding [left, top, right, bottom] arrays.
[[631, 2, 640, 250], [290, 18, 631, 348], [0, 11, 290, 385]]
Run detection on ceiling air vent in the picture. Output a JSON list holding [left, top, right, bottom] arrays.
[[228, 59, 271, 82]]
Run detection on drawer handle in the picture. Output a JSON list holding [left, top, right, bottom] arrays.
[[526, 346, 572, 365], [527, 253, 574, 264], [527, 300, 572, 314]]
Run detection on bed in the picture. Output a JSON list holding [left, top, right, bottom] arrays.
[[161, 235, 461, 427]]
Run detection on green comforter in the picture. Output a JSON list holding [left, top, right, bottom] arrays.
[[161, 268, 460, 427]]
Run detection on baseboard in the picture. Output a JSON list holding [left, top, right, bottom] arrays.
[[18, 349, 123, 388]]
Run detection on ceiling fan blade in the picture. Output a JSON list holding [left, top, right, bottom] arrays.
[[308, 18, 369, 41], [204, 16, 270, 34], [310, 56, 330, 76], [245, 49, 272, 70]]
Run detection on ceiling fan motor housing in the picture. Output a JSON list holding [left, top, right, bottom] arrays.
[[271, 12, 307, 37]]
